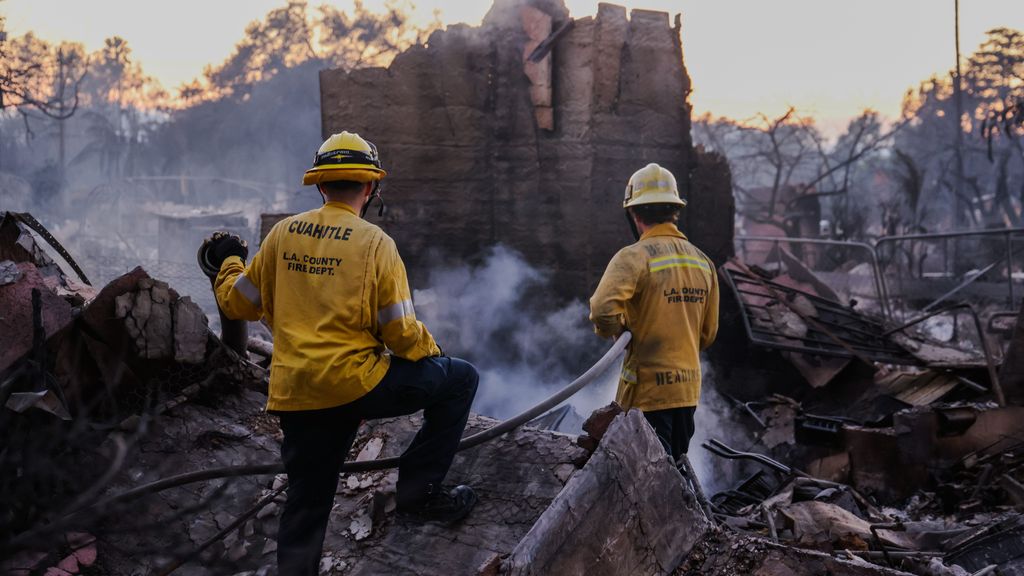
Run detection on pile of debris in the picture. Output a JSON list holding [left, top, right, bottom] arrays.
[[696, 249, 1024, 575], [0, 211, 269, 574], [7, 205, 1023, 576]]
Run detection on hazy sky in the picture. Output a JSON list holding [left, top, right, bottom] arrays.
[[6, 0, 1024, 134]]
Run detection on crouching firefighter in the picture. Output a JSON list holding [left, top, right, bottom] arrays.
[[589, 163, 719, 462], [203, 131, 479, 575]]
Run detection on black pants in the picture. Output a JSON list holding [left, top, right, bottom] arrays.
[[275, 356, 479, 575], [644, 406, 697, 461]]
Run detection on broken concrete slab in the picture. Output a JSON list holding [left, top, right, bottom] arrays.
[[114, 277, 209, 363], [890, 332, 986, 369], [504, 409, 710, 575]]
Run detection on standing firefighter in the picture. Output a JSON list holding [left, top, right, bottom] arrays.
[[589, 163, 719, 461], [205, 132, 479, 575]]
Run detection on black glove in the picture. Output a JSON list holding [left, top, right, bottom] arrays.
[[207, 232, 249, 269]]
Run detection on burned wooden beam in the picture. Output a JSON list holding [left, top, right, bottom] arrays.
[[504, 409, 711, 575]]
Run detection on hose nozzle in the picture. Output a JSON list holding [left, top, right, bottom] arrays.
[[197, 231, 244, 279]]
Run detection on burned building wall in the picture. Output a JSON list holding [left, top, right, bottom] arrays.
[[319, 0, 734, 299]]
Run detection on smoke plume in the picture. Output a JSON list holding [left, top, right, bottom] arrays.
[[412, 245, 743, 493], [412, 245, 618, 423], [689, 360, 754, 494]]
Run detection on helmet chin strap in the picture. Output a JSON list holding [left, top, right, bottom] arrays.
[[360, 181, 386, 219], [625, 210, 640, 241]]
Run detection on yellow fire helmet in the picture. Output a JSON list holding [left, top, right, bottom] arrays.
[[622, 163, 686, 208], [302, 131, 387, 186]]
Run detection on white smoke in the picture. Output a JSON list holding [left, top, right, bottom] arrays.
[[690, 360, 751, 494], [412, 244, 743, 495], [412, 245, 617, 423]]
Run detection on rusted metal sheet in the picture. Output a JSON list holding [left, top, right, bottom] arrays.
[[0, 263, 74, 374], [875, 369, 960, 407], [721, 262, 919, 366], [945, 516, 1024, 574]]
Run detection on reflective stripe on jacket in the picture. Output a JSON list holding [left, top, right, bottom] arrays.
[[215, 201, 440, 411], [589, 222, 719, 411]]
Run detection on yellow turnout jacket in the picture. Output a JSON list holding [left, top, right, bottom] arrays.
[[589, 223, 719, 411], [215, 201, 440, 411]]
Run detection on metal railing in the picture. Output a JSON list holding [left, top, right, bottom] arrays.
[[737, 228, 1024, 322], [736, 236, 892, 319], [875, 228, 1024, 317]]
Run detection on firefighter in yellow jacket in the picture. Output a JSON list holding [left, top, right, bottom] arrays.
[[205, 132, 479, 575], [590, 163, 719, 461]]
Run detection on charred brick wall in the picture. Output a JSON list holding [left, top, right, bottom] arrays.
[[319, 0, 733, 299]]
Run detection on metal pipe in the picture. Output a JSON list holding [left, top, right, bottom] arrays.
[[843, 551, 941, 560], [701, 438, 792, 475], [678, 455, 716, 523], [215, 308, 248, 357], [877, 227, 1024, 243], [944, 236, 950, 278], [956, 376, 989, 393], [876, 228, 1024, 316], [869, 522, 905, 568], [197, 237, 248, 356], [920, 260, 1000, 314], [1007, 232, 1015, 306]]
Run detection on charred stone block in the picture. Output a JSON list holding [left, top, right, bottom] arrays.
[[581, 401, 624, 440]]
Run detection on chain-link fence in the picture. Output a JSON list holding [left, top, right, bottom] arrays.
[[83, 256, 219, 319]]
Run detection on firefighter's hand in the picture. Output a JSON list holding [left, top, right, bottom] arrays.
[[207, 232, 249, 269]]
